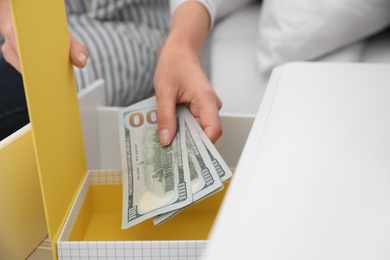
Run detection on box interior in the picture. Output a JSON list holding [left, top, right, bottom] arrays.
[[66, 171, 229, 242]]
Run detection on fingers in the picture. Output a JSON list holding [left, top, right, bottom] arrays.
[[198, 97, 223, 144], [1, 41, 21, 73], [1, 29, 89, 71], [2, 24, 18, 53], [1, 25, 21, 72], [156, 89, 177, 146], [69, 34, 89, 68], [156, 86, 223, 144], [216, 95, 223, 110]]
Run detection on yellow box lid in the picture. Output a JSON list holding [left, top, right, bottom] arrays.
[[10, 0, 88, 255]]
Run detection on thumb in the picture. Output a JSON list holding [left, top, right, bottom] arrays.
[[69, 34, 89, 68], [156, 92, 177, 146]]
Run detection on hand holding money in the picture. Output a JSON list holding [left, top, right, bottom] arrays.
[[118, 98, 232, 229]]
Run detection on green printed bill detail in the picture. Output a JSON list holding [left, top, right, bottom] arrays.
[[153, 106, 224, 225], [118, 106, 192, 229], [183, 108, 233, 182]]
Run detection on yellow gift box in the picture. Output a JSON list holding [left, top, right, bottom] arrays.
[[7, 1, 254, 259]]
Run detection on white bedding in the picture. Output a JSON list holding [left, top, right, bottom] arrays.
[[3, 2, 389, 117], [208, 2, 390, 116]]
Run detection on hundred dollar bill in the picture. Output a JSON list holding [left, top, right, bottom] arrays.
[[183, 107, 233, 182], [153, 106, 224, 225], [153, 184, 224, 225], [119, 106, 192, 229]]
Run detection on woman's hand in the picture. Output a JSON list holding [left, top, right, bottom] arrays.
[[1, 24, 89, 73], [0, 0, 89, 73], [1, 23, 21, 72], [154, 41, 222, 146], [154, 1, 222, 146]]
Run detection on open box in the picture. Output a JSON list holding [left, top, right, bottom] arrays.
[[57, 80, 254, 259], [10, 1, 255, 259], [57, 169, 228, 259]]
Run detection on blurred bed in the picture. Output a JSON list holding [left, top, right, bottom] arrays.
[[208, 1, 390, 116]]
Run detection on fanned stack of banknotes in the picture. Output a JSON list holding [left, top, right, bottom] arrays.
[[118, 97, 232, 229]]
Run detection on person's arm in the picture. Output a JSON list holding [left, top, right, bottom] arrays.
[[154, 1, 222, 146], [0, 0, 89, 72]]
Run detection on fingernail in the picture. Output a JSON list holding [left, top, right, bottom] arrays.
[[159, 129, 171, 146], [79, 52, 87, 67]]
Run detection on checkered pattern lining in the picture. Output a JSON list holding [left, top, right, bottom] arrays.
[[57, 170, 209, 260], [58, 240, 207, 260]]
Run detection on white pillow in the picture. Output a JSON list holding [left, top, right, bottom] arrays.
[[257, 0, 390, 74]]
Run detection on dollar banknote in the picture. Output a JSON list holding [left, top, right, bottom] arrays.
[[119, 106, 192, 229], [153, 106, 224, 225], [182, 107, 232, 182]]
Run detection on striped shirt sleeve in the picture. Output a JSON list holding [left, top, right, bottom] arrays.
[[170, 0, 222, 28]]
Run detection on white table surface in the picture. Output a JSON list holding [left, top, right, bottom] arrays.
[[205, 62, 390, 260]]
